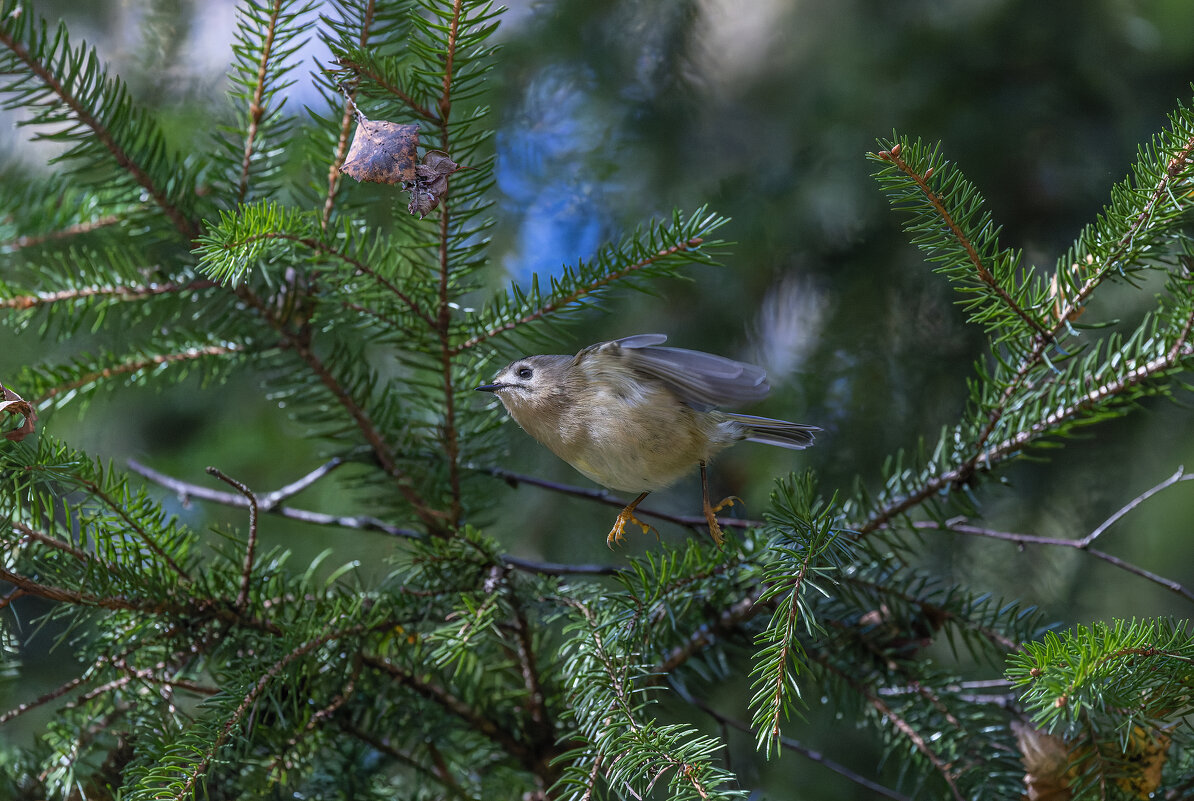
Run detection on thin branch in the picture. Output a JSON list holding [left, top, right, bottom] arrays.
[[860, 307, 1194, 537], [500, 555, 621, 576], [815, 654, 965, 801], [242, 231, 436, 327], [0, 213, 123, 251], [335, 57, 439, 123], [205, 467, 259, 611], [667, 678, 914, 801], [0, 27, 199, 240], [878, 145, 1049, 338], [478, 466, 765, 531], [1082, 466, 1192, 546], [34, 343, 242, 405], [322, 0, 376, 229], [918, 491, 1194, 606], [0, 277, 218, 310], [338, 719, 480, 801], [127, 458, 424, 540], [259, 456, 346, 509], [237, 0, 283, 203], [452, 236, 707, 355]]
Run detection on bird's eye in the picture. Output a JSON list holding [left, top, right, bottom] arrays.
[[517, 366, 534, 380]]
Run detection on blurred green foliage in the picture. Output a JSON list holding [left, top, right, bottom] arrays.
[[2, 0, 1193, 798]]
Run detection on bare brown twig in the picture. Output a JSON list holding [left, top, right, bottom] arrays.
[[915, 466, 1194, 603], [205, 467, 259, 611]]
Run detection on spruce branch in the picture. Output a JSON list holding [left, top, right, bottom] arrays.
[[283, 325, 450, 531], [0, 0, 199, 240], [668, 678, 914, 801], [0, 277, 218, 311], [874, 142, 1050, 339], [815, 652, 966, 801], [454, 226, 722, 355], [0, 213, 123, 251], [32, 343, 243, 407], [334, 53, 439, 122], [858, 303, 1194, 537], [321, 1, 378, 227], [173, 624, 371, 801]]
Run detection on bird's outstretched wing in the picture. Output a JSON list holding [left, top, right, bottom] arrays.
[[584, 334, 771, 411]]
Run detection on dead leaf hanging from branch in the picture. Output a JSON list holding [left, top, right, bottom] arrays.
[[0, 383, 37, 442], [339, 112, 467, 219], [341, 119, 421, 185]]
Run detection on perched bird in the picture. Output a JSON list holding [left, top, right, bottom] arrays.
[[477, 334, 819, 547]]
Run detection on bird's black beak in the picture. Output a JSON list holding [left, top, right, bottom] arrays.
[[476, 383, 503, 393]]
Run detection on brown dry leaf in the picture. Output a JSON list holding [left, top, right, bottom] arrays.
[[0, 383, 37, 442], [405, 150, 464, 219], [1012, 721, 1172, 801], [340, 120, 421, 185], [1012, 720, 1073, 801]]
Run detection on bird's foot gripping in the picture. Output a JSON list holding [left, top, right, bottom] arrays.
[[702, 495, 741, 547], [607, 492, 655, 548]]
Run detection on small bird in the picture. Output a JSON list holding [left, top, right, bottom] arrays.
[[477, 334, 818, 547]]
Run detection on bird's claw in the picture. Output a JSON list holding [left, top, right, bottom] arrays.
[[702, 495, 742, 547], [607, 508, 655, 548]]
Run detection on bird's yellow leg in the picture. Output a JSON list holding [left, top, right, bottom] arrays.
[[700, 461, 740, 547], [608, 491, 654, 548]]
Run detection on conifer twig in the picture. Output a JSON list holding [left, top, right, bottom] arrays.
[[0, 278, 218, 310], [323, 1, 377, 229], [127, 458, 424, 540], [33, 344, 242, 406], [237, 0, 284, 204], [814, 653, 965, 801], [859, 307, 1194, 537], [451, 237, 708, 355], [434, 0, 467, 526], [0, 26, 198, 240], [0, 214, 123, 251], [878, 145, 1048, 338], [477, 466, 765, 531], [667, 678, 914, 801], [205, 467, 259, 611]]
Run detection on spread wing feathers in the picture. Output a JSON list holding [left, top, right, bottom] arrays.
[[599, 334, 771, 410], [722, 413, 820, 449]]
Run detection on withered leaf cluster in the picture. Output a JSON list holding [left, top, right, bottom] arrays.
[[0, 383, 36, 442], [340, 119, 464, 219]]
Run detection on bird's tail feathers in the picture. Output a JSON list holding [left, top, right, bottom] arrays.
[[724, 413, 819, 450]]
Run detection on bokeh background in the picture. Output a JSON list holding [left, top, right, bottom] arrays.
[[3, 0, 1194, 795]]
